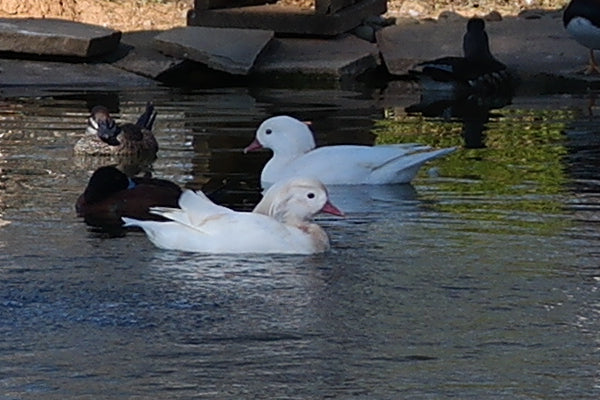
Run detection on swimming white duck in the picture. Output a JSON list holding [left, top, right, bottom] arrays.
[[244, 115, 456, 186], [122, 177, 343, 255]]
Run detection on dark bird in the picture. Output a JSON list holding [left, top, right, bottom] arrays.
[[563, 0, 600, 74], [74, 102, 158, 157], [76, 166, 181, 228], [410, 18, 515, 96]]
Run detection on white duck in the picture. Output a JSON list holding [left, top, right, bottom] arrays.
[[244, 115, 456, 186], [122, 177, 343, 255]]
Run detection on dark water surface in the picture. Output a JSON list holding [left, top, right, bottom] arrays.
[[0, 85, 599, 399]]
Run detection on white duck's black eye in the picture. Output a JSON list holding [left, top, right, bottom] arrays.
[[307, 192, 315, 199], [265, 129, 272, 135]]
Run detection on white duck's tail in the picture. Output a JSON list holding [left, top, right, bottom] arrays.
[[370, 147, 456, 184], [122, 216, 143, 228]]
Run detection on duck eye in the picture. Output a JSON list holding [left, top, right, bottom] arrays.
[[265, 129, 272, 135], [307, 192, 315, 199]]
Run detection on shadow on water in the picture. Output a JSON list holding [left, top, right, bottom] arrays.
[[0, 79, 599, 398]]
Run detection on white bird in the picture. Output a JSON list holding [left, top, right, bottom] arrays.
[[244, 115, 456, 186], [563, 0, 600, 74], [122, 177, 343, 255]]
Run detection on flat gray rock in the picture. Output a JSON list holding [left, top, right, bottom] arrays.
[[114, 31, 186, 79], [0, 59, 154, 89], [253, 35, 379, 77], [377, 12, 591, 79], [0, 18, 121, 58], [187, 0, 388, 37], [154, 26, 274, 75]]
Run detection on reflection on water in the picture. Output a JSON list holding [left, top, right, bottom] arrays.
[[0, 85, 599, 399]]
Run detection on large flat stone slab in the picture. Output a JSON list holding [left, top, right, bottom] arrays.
[[187, 0, 387, 37], [253, 35, 379, 78], [112, 31, 186, 80], [0, 18, 121, 57], [154, 26, 274, 75], [196, 0, 278, 8], [377, 12, 589, 79], [0, 59, 154, 89]]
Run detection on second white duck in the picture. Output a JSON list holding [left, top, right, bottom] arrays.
[[122, 177, 343, 255], [244, 115, 456, 186]]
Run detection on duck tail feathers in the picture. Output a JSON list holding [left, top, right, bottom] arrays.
[[136, 102, 157, 131], [122, 216, 142, 227], [396, 147, 456, 169], [372, 147, 456, 183]]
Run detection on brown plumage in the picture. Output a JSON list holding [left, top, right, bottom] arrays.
[[76, 166, 181, 227], [74, 102, 158, 157]]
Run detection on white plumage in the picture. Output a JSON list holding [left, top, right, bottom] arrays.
[[122, 177, 343, 255], [244, 115, 455, 186]]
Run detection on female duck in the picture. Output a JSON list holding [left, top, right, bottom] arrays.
[[76, 165, 181, 227], [122, 177, 344, 255], [411, 18, 514, 95], [74, 102, 158, 157], [244, 115, 455, 186]]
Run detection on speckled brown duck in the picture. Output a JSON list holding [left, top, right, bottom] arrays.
[[74, 102, 158, 157]]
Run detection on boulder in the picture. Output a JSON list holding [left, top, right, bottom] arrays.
[[154, 26, 274, 75], [0, 18, 121, 57]]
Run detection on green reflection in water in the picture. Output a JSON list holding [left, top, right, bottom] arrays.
[[373, 107, 576, 234]]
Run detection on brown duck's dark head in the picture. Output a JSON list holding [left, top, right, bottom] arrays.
[[89, 105, 122, 146]]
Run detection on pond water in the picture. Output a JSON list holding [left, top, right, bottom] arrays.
[[0, 82, 599, 399]]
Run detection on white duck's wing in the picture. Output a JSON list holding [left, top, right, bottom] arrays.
[[273, 144, 451, 185], [122, 217, 205, 248], [367, 146, 456, 184], [146, 189, 233, 232], [179, 189, 232, 216]]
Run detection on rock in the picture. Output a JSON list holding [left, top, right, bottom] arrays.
[[437, 11, 465, 22], [0, 18, 121, 57], [353, 24, 376, 42], [0, 59, 155, 93], [484, 11, 503, 22], [253, 35, 379, 78], [113, 31, 186, 80], [187, 0, 388, 37], [154, 26, 274, 75], [377, 19, 466, 75], [376, 15, 589, 78], [113, 48, 186, 80]]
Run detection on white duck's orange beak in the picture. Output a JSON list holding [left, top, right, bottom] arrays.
[[321, 200, 344, 217], [243, 138, 263, 153]]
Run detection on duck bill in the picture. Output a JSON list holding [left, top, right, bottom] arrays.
[[243, 139, 263, 153], [321, 200, 344, 217]]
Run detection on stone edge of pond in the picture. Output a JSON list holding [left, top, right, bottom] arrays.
[[1, 12, 599, 92]]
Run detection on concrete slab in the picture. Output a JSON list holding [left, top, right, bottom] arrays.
[[376, 12, 591, 80], [113, 31, 185, 79], [253, 35, 379, 78], [196, 0, 277, 9], [0, 18, 121, 58], [0, 59, 155, 89], [154, 26, 274, 75], [187, 0, 387, 37]]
